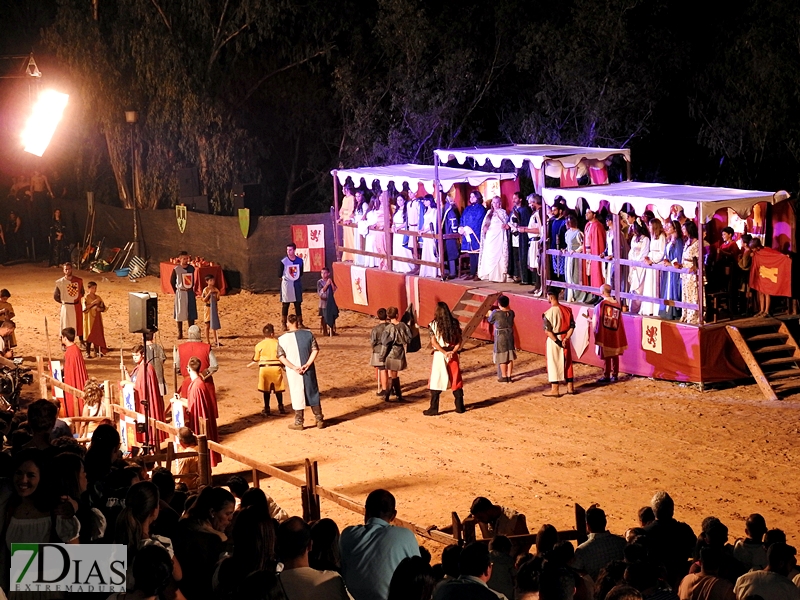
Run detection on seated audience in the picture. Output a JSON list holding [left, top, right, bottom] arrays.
[[388, 555, 436, 600], [643, 491, 697, 589], [733, 515, 768, 571], [488, 536, 516, 600], [573, 505, 627, 580], [310, 517, 342, 572], [434, 541, 508, 599], [340, 488, 421, 600], [624, 561, 679, 600], [733, 542, 799, 600], [678, 546, 736, 600]]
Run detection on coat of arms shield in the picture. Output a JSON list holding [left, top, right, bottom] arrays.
[[238, 208, 250, 239], [176, 204, 187, 233]]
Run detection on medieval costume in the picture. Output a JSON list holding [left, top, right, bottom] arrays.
[[543, 303, 575, 385], [279, 254, 304, 327], [187, 376, 221, 465], [641, 232, 666, 316], [442, 200, 460, 278], [340, 189, 357, 262], [170, 262, 197, 331], [253, 336, 285, 415], [82, 291, 107, 356], [391, 203, 415, 274], [477, 206, 509, 283], [131, 357, 167, 445], [594, 295, 627, 381], [460, 202, 486, 278], [426, 320, 464, 414], [509, 203, 532, 284], [277, 328, 322, 428], [661, 235, 684, 320], [584, 217, 606, 289], [54, 274, 84, 337], [63, 343, 88, 417], [419, 204, 440, 278]]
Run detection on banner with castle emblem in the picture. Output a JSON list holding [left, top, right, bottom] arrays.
[[291, 224, 325, 272]]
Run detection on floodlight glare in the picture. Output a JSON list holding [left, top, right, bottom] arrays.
[[22, 89, 69, 157]]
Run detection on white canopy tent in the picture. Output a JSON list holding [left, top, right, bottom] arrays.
[[333, 163, 516, 194], [542, 181, 790, 221], [434, 144, 630, 170]]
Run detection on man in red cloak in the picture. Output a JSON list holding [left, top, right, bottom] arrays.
[[584, 208, 607, 289], [129, 343, 166, 446], [175, 325, 217, 410], [186, 356, 221, 466], [593, 284, 628, 383], [61, 327, 87, 417]]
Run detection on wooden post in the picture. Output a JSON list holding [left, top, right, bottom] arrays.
[[435, 155, 445, 279], [613, 212, 622, 302], [312, 460, 321, 520], [451, 512, 463, 546], [197, 434, 210, 487], [252, 468, 260, 489], [37, 356, 48, 399], [542, 162, 550, 292], [383, 191, 392, 271], [697, 202, 705, 326], [575, 503, 588, 544], [332, 170, 342, 261], [102, 380, 113, 426], [303, 459, 320, 521]]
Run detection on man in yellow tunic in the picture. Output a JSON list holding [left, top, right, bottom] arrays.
[[248, 323, 286, 416]]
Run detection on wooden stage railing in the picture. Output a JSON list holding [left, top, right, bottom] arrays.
[[35, 356, 582, 547]]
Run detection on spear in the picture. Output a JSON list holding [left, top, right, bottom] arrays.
[[119, 331, 125, 381], [44, 316, 53, 366]]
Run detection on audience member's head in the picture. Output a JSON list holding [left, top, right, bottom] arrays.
[[309, 518, 341, 571], [459, 542, 493, 580], [624, 561, 659, 594], [764, 529, 786, 548], [151, 467, 176, 504], [539, 564, 575, 600], [516, 557, 540, 599], [745, 514, 767, 542], [441, 544, 462, 578], [186, 486, 235, 532], [623, 543, 647, 564], [549, 541, 576, 567], [177, 427, 197, 448], [766, 542, 795, 576], [586, 506, 607, 533], [365, 489, 396, 522], [387, 555, 436, 600], [227, 475, 249, 499], [240, 487, 269, 517], [239, 570, 286, 600], [490, 535, 512, 556], [605, 585, 644, 600], [595, 561, 628, 600], [650, 491, 674, 520], [638, 506, 655, 527], [699, 545, 723, 575], [277, 516, 311, 562], [536, 524, 559, 556], [130, 544, 173, 596], [26, 399, 57, 436]]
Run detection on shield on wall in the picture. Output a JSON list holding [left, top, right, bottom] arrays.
[[176, 204, 187, 233], [238, 207, 250, 238]]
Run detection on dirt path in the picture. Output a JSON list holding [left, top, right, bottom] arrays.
[[6, 263, 798, 555]]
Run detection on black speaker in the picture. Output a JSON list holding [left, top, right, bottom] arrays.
[[177, 167, 200, 198], [232, 183, 263, 211], [129, 292, 158, 334]]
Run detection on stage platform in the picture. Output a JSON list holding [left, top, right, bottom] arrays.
[[332, 262, 752, 384]]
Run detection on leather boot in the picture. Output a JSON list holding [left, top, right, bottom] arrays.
[[311, 405, 325, 429], [288, 410, 304, 430], [261, 392, 270, 417], [392, 377, 403, 401], [276, 393, 286, 414], [281, 318, 288, 332], [454, 388, 466, 414], [177, 322, 184, 339], [423, 391, 440, 416]]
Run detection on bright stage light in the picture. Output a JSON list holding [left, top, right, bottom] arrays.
[[21, 89, 69, 157]]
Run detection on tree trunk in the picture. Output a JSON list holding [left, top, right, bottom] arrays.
[[105, 127, 132, 208]]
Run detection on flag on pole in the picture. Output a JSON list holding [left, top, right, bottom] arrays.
[[750, 248, 792, 297], [351, 266, 368, 305], [291, 224, 326, 272]]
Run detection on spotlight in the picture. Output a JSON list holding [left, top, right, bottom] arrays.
[[21, 89, 69, 157]]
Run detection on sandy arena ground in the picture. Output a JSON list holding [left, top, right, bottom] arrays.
[[5, 263, 799, 555]]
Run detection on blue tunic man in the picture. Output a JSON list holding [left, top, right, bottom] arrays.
[[458, 191, 487, 280]]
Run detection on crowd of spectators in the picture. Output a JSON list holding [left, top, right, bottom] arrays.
[[0, 398, 797, 600]]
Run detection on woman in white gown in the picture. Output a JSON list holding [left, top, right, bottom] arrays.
[[419, 195, 440, 278], [640, 218, 666, 315], [627, 219, 651, 313], [564, 214, 588, 303], [392, 195, 415, 273], [352, 191, 370, 267], [364, 193, 387, 269], [477, 196, 509, 283]]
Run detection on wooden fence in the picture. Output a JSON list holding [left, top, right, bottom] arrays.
[[35, 356, 585, 548]]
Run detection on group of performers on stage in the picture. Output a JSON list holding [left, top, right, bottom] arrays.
[[339, 185, 765, 325]]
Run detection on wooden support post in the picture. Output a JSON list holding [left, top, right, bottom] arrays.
[[303, 459, 320, 521], [332, 171, 342, 261], [252, 468, 260, 489], [451, 512, 463, 546], [698, 202, 705, 326], [575, 503, 587, 545], [613, 212, 622, 303], [383, 191, 392, 270], [435, 155, 445, 279], [462, 519, 477, 545], [197, 434, 210, 487], [311, 460, 321, 520], [103, 380, 113, 426], [37, 356, 48, 399]]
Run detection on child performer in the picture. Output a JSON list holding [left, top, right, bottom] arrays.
[[0, 289, 16, 349], [379, 306, 412, 401], [487, 295, 516, 383], [370, 308, 389, 396], [82, 281, 108, 358], [79, 377, 107, 438], [317, 267, 339, 336], [248, 324, 286, 416], [593, 284, 627, 383], [201, 274, 221, 347]]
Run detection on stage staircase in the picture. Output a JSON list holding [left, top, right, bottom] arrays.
[[452, 289, 500, 342], [726, 318, 800, 401]]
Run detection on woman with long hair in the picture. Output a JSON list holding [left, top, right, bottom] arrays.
[[627, 219, 651, 313], [392, 195, 415, 274], [174, 486, 235, 600], [387, 555, 436, 600], [309, 518, 341, 572], [640, 218, 666, 316], [563, 214, 588, 303], [423, 302, 465, 416], [660, 220, 684, 320], [0, 449, 81, 596], [476, 196, 509, 283], [353, 191, 370, 267], [107, 544, 175, 600], [678, 221, 701, 324], [419, 195, 440, 278], [115, 481, 183, 583], [213, 506, 277, 599], [53, 452, 106, 543]]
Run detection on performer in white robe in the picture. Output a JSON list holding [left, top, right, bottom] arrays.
[[419, 196, 440, 278], [627, 220, 650, 314], [363, 199, 384, 268], [543, 289, 575, 397], [477, 196, 509, 283], [640, 219, 667, 316], [340, 184, 357, 262], [525, 195, 543, 291], [277, 315, 323, 429], [392, 195, 415, 273], [353, 192, 369, 267], [53, 262, 85, 339]]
